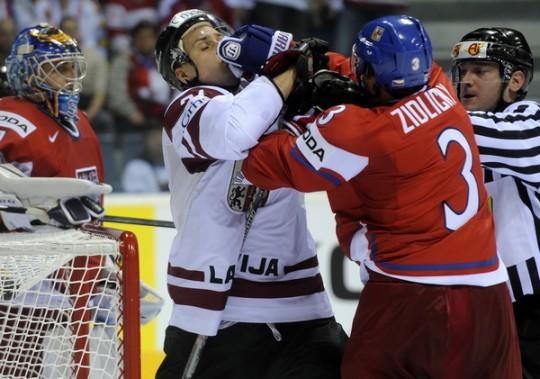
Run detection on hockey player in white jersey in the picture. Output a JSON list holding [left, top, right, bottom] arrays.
[[452, 28, 540, 378], [154, 9, 346, 379]]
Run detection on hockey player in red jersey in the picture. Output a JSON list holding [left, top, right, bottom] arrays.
[[235, 15, 522, 378], [0, 25, 103, 187], [0, 24, 109, 377]]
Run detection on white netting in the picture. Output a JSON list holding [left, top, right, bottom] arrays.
[[0, 226, 129, 379]]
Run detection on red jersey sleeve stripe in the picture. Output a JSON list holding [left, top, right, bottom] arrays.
[[230, 274, 325, 298], [167, 263, 204, 282], [167, 284, 228, 311]]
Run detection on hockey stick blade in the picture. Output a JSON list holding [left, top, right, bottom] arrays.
[[103, 215, 175, 228]]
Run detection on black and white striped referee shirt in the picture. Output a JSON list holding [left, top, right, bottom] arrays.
[[470, 100, 540, 301]]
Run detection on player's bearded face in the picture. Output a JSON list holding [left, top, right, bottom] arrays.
[[180, 24, 238, 88], [457, 61, 502, 112]]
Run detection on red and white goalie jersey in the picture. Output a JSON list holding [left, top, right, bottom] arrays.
[[162, 76, 333, 336], [0, 96, 104, 182], [243, 64, 508, 287]]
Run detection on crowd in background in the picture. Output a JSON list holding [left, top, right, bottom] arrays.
[[0, 0, 409, 192]]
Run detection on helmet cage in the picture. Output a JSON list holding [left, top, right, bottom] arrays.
[[29, 52, 86, 96], [6, 24, 86, 101]]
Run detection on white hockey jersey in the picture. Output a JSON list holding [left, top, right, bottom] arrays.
[[470, 100, 540, 300], [162, 76, 333, 336]]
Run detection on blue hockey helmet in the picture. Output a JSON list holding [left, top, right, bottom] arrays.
[[5, 23, 86, 132], [351, 15, 432, 92]]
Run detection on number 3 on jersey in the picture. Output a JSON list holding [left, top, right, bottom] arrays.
[[437, 128, 480, 231]]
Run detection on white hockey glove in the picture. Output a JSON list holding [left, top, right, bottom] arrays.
[[140, 281, 165, 325], [91, 280, 164, 325], [0, 191, 34, 231], [0, 163, 112, 209], [0, 163, 111, 229]]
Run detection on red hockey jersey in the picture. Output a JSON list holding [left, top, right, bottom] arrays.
[[243, 64, 507, 286], [0, 96, 104, 182]]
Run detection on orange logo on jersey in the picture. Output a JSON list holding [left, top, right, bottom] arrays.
[[467, 43, 481, 56]]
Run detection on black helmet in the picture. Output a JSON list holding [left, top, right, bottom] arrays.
[[451, 27, 534, 101], [155, 9, 233, 90]]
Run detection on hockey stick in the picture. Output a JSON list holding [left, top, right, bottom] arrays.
[[182, 335, 208, 379], [103, 215, 175, 228], [1, 205, 175, 229]]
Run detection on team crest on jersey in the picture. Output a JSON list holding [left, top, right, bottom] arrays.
[[76, 166, 99, 183], [227, 160, 268, 212], [371, 26, 384, 42]]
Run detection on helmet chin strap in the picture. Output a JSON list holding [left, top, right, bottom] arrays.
[[182, 58, 240, 93]]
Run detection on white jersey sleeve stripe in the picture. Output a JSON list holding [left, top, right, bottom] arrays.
[[296, 123, 369, 181]]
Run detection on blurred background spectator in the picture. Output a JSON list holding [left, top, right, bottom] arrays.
[[11, 0, 107, 53], [0, 0, 538, 193], [0, 17, 14, 97], [107, 19, 171, 189], [121, 128, 168, 193], [333, 0, 408, 54], [60, 15, 117, 189], [158, 0, 233, 27], [224, 0, 342, 39], [105, 0, 158, 53], [0, 17, 15, 65]]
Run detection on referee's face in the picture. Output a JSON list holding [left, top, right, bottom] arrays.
[[457, 61, 502, 112]]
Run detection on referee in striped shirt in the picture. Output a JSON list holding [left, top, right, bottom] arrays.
[[452, 28, 539, 378]]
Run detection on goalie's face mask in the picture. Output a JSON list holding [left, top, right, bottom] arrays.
[[6, 24, 86, 135], [453, 60, 503, 112], [177, 23, 238, 89]]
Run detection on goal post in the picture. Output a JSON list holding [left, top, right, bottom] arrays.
[[0, 225, 141, 379]]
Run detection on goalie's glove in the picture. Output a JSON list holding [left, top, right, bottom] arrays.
[[217, 24, 293, 77], [47, 196, 104, 228]]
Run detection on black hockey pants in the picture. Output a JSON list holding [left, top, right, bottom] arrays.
[[155, 317, 348, 379]]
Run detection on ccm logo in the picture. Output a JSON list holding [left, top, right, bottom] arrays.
[[220, 40, 241, 60]]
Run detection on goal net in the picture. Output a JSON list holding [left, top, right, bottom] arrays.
[[0, 225, 140, 379]]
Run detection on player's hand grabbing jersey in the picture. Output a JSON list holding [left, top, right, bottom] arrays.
[[243, 64, 508, 286]]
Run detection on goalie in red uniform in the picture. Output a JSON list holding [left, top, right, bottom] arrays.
[[0, 24, 111, 377], [230, 15, 522, 378]]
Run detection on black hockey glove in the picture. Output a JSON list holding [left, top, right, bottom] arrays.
[[47, 196, 104, 228], [282, 38, 331, 118], [311, 70, 370, 109]]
